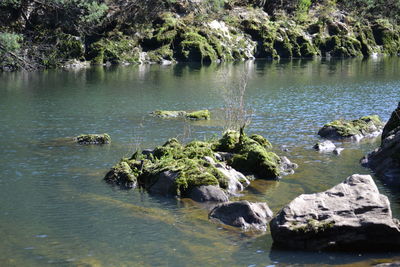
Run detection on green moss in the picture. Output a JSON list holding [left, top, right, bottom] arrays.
[[372, 19, 400, 55], [291, 219, 335, 233], [178, 31, 218, 62], [138, 138, 227, 196], [213, 130, 240, 152], [151, 109, 210, 120], [185, 110, 211, 120], [250, 134, 272, 149], [322, 115, 383, 138], [104, 161, 138, 188], [87, 36, 139, 64], [56, 33, 84, 60], [75, 133, 111, 144], [230, 140, 281, 178], [213, 130, 280, 179], [146, 45, 174, 62]]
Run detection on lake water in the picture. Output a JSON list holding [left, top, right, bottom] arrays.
[[0, 57, 400, 266]]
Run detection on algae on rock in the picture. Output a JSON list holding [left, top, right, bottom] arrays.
[[75, 133, 111, 144], [318, 115, 384, 140]]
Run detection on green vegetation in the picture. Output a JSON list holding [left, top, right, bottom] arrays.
[[150, 109, 211, 120], [291, 219, 335, 233], [75, 133, 111, 144], [105, 130, 283, 196], [1, 0, 399, 71], [320, 115, 384, 138]]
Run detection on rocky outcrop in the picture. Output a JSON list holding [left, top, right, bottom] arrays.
[[150, 109, 211, 120], [104, 130, 296, 201], [362, 103, 400, 186], [209, 200, 273, 230], [270, 174, 400, 251], [318, 115, 384, 141], [74, 133, 111, 144]]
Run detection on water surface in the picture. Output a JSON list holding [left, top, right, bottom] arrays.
[[1, 57, 400, 266]]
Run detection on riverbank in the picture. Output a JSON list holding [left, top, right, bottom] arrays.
[[1, 0, 400, 71]]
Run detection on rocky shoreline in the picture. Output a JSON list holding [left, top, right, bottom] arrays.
[[1, 1, 400, 71]]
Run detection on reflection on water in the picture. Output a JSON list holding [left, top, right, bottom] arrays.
[[0, 57, 400, 266]]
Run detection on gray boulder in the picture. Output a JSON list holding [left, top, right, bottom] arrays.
[[187, 185, 229, 202], [147, 170, 179, 196], [313, 140, 336, 152], [209, 200, 273, 230], [270, 174, 400, 250]]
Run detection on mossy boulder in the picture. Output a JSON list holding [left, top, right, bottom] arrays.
[[138, 139, 229, 197], [87, 35, 140, 64], [318, 115, 384, 141], [104, 130, 295, 200], [372, 20, 400, 55], [186, 110, 211, 120], [150, 109, 211, 120], [75, 133, 111, 144], [214, 130, 282, 179], [177, 31, 218, 62], [104, 160, 140, 188]]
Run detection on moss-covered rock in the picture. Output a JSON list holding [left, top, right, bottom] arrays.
[[372, 19, 400, 55], [186, 110, 211, 120], [177, 31, 218, 62], [150, 109, 211, 120], [214, 131, 282, 179], [75, 133, 111, 144], [87, 35, 140, 64], [104, 160, 140, 188], [318, 115, 384, 140]]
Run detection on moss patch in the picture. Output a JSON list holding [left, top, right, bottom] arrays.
[[319, 115, 384, 138], [75, 133, 111, 144], [150, 109, 211, 120]]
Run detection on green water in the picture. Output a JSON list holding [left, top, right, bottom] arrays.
[[1, 58, 400, 266]]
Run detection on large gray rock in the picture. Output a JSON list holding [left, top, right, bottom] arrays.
[[270, 174, 400, 250], [187, 185, 229, 202], [362, 103, 400, 186], [209, 200, 273, 230]]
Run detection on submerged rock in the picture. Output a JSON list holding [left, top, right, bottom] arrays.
[[362, 103, 400, 186], [150, 109, 210, 120], [209, 200, 273, 230], [318, 115, 384, 141], [313, 140, 336, 152], [270, 174, 400, 251], [279, 156, 298, 175], [150, 110, 186, 118], [75, 133, 111, 144]]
